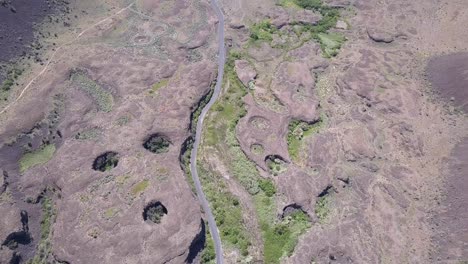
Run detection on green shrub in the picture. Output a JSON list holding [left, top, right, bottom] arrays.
[[294, 0, 323, 9], [1, 67, 22, 91], [259, 179, 276, 197], [28, 195, 56, 264], [201, 227, 216, 263], [315, 196, 329, 222], [250, 20, 277, 42]]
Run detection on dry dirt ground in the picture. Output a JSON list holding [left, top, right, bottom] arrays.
[[1, 0, 468, 263]]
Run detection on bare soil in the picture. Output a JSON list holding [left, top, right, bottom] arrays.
[[428, 53, 468, 262], [427, 52, 468, 113]]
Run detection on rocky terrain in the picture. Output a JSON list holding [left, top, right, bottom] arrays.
[[197, 0, 468, 263], [0, 0, 467, 263], [0, 0, 220, 263]]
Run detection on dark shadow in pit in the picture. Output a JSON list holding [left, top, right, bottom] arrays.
[[9, 252, 22, 264], [2, 231, 32, 250], [185, 219, 206, 264], [264, 154, 287, 163], [318, 185, 334, 198], [143, 133, 171, 154], [92, 151, 119, 172], [281, 203, 310, 219], [143, 201, 168, 224]]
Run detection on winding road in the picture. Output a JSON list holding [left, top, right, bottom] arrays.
[[189, 0, 225, 263]]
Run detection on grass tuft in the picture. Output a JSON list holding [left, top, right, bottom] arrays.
[[149, 78, 169, 94], [317, 32, 346, 58], [103, 207, 119, 219], [71, 71, 114, 112], [130, 180, 149, 196], [19, 144, 56, 173]]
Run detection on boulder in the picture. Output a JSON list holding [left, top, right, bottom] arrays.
[[367, 28, 394, 43]]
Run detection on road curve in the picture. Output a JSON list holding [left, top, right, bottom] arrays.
[[189, 0, 225, 263]]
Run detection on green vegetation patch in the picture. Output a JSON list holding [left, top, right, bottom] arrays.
[[75, 128, 102, 140], [71, 71, 114, 112], [200, 51, 310, 262], [149, 78, 169, 94], [1, 67, 22, 91], [191, 86, 215, 134], [315, 196, 330, 223], [27, 195, 57, 264], [115, 115, 131, 126], [278, 0, 302, 8], [263, 212, 311, 263], [293, 0, 323, 9], [317, 32, 346, 58], [103, 207, 119, 219], [198, 165, 251, 256], [259, 179, 276, 197], [255, 194, 311, 264], [201, 222, 216, 263], [130, 179, 149, 196], [278, 0, 345, 57], [250, 20, 278, 42], [287, 119, 323, 162], [19, 144, 56, 173]]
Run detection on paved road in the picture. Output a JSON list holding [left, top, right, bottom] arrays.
[[189, 0, 225, 263]]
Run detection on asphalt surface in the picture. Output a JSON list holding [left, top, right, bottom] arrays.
[[189, 0, 225, 263]]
